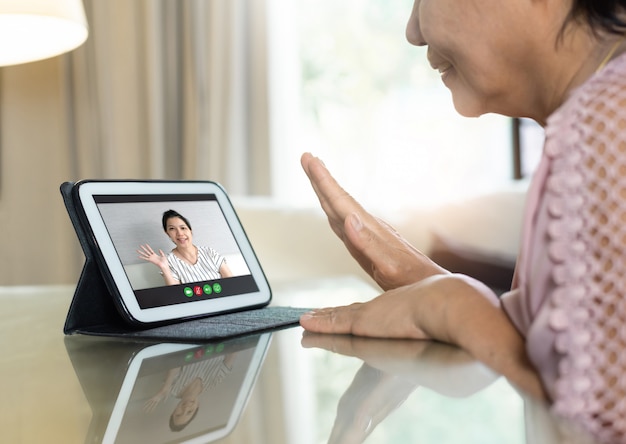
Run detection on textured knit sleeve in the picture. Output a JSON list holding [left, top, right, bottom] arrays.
[[541, 56, 626, 443]]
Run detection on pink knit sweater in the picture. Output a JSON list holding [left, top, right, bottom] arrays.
[[500, 52, 626, 443]]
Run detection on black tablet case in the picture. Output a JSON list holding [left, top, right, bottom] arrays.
[[60, 182, 308, 341]]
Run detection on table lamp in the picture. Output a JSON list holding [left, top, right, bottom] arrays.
[[0, 0, 88, 66]]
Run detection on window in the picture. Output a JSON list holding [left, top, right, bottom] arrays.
[[268, 0, 530, 210]]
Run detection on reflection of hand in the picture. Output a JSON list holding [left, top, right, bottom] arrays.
[[143, 368, 180, 413], [303, 334, 499, 444], [328, 363, 417, 444], [143, 391, 167, 413], [302, 333, 497, 397], [301, 152, 448, 291], [137, 244, 168, 269]]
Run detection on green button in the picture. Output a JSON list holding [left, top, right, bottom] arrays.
[[213, 283, 222, 293], [203, 284, 213, 294], [184, 287, 193, 297]]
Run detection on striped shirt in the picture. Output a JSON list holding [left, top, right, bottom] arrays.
[[170, 357, 232, 399], [167, 245, 225, 283]]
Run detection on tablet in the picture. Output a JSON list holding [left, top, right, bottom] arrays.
[[71, 180, 271, 325], [101, 333, 271, 443]]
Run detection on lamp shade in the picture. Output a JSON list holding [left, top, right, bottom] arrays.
[[0, 0, 88, 67]]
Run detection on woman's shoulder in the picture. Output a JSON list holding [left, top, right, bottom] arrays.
[[546, 52, 626, 158], [166, 249, 181, 264], [197, 245, 219, 256], [539, 52, 626, 441], [571, 51, 626, 114]]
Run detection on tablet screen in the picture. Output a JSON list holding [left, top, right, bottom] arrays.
[[102, 333, 271, 444], [95, 193, 257, 309], [75, 181, 271, 324]]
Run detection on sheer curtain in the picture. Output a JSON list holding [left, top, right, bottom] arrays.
[[0, 0, 271, 285], [67, 0, 271, 194]]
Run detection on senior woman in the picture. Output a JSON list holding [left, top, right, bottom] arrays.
[[138, 209, 233, 285], [299, 0, 626, 441]]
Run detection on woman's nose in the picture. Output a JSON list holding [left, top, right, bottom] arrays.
[[406, 0, 425, 46]]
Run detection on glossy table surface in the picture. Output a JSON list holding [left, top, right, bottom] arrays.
[[0, 276, 591, 444]]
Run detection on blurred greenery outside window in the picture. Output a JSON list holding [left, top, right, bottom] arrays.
[[268, 0, 542, 209]]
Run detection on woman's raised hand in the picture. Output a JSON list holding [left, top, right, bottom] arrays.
[[301, 152, 448, 291], [137, 244, 168, 269]]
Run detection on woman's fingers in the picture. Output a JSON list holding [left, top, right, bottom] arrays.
[[301, 153, 365, 228], [300, 305, 362, 335], [138, 244, 155, 255], [300, 295, 427, 339], [138, 244, 167, 266], [137, 245, 149, 258]]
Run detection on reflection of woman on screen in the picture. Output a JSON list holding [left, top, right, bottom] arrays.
[[138, 209, 233, 285], [143, 354, 235, 432]]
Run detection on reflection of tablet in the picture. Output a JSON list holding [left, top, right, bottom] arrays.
[[102, 333, 271, 444], [68, 180, 271, 325]]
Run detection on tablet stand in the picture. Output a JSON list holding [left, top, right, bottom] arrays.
[[61, 182, 129, 334], [60, 182, 308, 341]]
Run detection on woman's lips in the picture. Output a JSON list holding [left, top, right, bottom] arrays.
[[430, 59, 453, 84], [436, 62, 452, 75], [427, 50, 452, 77]]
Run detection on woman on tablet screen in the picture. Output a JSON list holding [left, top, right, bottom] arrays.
[[138, 209, 233, 285]]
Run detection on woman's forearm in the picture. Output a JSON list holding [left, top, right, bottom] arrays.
[[159, 266, 180, 286], [417, 274, 544, 398], [220, 262, 233, 278]]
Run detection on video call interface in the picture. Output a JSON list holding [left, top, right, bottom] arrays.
[[94, 194, 260, 310]]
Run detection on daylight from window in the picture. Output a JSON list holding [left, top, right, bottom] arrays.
[[269, 0, 517, 210]]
